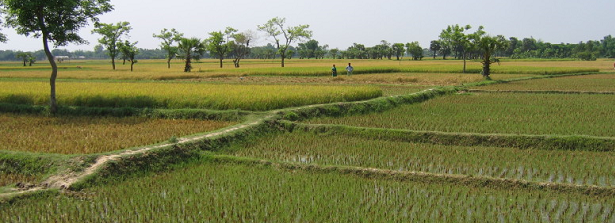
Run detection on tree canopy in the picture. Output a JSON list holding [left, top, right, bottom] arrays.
[[92, 21, 131, 70], [118, 40, 138, 71], [258, 17, 312, 67], [178, 37, 206, 72], [206, 27, 235, 68], [153, 28, 183, 69], [1, 0, 113, 113]]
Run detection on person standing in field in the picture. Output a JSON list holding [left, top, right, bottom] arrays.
[[346, 63, 353, 76], [331, 64, 337, 77]]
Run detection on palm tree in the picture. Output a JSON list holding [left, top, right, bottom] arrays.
[[475, 35, 508, 80], [178, 37, 206, 72]]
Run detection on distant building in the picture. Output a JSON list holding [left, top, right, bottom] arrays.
[[54, 56, 70, 63]]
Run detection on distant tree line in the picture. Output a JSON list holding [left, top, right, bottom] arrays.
[[430, 30, 615, 61], [2, 24, 614, 63]]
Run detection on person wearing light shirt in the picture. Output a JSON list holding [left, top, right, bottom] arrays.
[[345, 63, 353, 76]]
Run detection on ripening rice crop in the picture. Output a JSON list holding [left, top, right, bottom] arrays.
[[306, 93, 615, 137], [2, 161, 613, 222], [0, 174, 38, 187], [0, 113, 236, 154], [0, 81, 382, 111], [203, 64, 596, 76], [223, 132, 615, 187]]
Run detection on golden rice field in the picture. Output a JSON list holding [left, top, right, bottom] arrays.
[[194, 72, 535, 86], [0, 58, 601, 80], [0, 80, 382, 111], [0, 113, 236, 154]]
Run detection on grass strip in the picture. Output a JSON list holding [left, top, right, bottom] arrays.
[[283, 122, 615, 152], [210, 154, 615, 197]]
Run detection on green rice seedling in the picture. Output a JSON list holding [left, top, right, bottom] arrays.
[[306, 93, 615, 137], [2, 160, 613, 222], [222, 131, 615, 187], [474, 73, 615, 92]]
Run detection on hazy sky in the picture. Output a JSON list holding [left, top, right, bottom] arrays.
[[2, 0, 614, 52]]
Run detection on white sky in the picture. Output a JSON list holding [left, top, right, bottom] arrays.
[[1, 0, 614, 52]]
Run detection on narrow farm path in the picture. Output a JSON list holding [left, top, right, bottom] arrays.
[[1, 114, 273, 199]]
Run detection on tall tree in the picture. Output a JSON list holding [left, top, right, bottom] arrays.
[[178, 37, 206, 72], [439, 24, 471, 59], [258, 17, 312, 67], [118, 40, 138, 71], [297, 39, 328, 59], [391, 43, 405, 60], [1, 0, 112, 114], [15, 52, 31, 66], [329, 48, 340, 59], [405, 42, 423, 60], [206, 27, 235, 68], [462, 26, 485, 73], [378, 40, 392, 60], [153, 28, 183, 69], [92, 21, 131, 70], [473, 34, 508, 80], [231, 30, 254, 68], [601, 35, 615, 58], [429, 40, 441, 59]]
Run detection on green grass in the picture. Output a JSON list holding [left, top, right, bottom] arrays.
[[306, 93, 615, 137], [2, 159, 613, 222], [0, 151, 72, 187], [474, 73, 615, 92]]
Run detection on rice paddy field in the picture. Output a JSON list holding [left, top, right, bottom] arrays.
[[306, 93, 615, 137], [0, 113, 236, 154], [473, 73, 615, 92], [223, 131, 615, 187], [1, 58, 615, 221], [0, 80, 382, 111], [2, 161, 613, 222]]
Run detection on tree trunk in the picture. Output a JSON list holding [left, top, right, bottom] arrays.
[[462, 52, 467, 73], [184, 53, 191, 72], [130, 61, 134, 71], [44, 42, 58, 114], [482, 52, 492, 80], [233, 58, 240, 68], [167, 58, 171, 69], [219, 57, 223, 68], [482, 61, 491, 80], [37, 10, 58, 114], [280, 52, 286, 67], [112, 57, 116, 70]]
